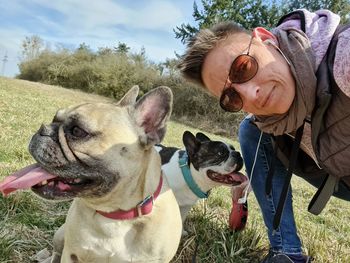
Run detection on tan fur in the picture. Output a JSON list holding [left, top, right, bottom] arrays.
[[55, 185, 181, 262], [39, 87, 182, 262]]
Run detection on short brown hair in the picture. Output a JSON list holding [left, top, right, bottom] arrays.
[[177, 22, 248, 87]]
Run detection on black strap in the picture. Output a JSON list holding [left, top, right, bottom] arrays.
[[308, 174, 338, 215], [273, 123, 305, 231], [265, 137, 279, 196]]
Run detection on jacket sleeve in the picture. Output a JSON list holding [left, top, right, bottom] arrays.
[[333, 28, 350, 98]]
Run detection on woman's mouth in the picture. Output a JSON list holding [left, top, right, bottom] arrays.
[[261, 86, 275, 108]]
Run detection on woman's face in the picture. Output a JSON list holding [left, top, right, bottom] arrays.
[[201, 32, 296, 116]]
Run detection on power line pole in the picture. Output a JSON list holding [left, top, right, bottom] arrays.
[[1, 52, 8, 76]]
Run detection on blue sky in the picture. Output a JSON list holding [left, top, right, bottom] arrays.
[[0, 0, 198, 77]]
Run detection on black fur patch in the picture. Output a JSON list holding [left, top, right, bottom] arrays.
[[156, 144, 179, 165], [182, 131, 243, 171], [189, 141, 231, 170]]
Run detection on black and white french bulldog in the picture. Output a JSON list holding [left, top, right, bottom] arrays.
[[155, 131, 246, 228]]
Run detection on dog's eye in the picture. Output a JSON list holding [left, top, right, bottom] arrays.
[[71, 126, 88, 138], [217, 151, 224, 156]]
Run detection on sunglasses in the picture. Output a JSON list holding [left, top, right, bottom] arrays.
[[219, 35, 258, 112]]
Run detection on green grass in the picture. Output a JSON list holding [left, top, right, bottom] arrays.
[[0, 77, 349, 262]]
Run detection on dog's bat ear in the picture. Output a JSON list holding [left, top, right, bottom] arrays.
[[183, 131, 200, 158], [117, 85, 140, 107], [196, 132, 211, 142], [134, 86, 173, 147]]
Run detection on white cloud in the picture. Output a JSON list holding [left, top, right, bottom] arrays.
[[0, 0, 194, 76], [128, 0, 183, 30], [31, 0, 183, 32]]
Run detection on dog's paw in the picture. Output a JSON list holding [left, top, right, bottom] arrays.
[[51, 252, 62, 263], [34, 248, 51, 262]]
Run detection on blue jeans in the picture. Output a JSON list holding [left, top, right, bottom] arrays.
[[238, 116, 303, 255]]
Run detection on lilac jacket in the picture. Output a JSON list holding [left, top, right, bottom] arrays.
[[273, 9, 350, 164], [275, 9, 350, 98]]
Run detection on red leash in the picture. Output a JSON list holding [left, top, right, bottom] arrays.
[[229, 199, 248, 231]]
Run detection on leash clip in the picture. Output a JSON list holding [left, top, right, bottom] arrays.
[[137, 194, 154, 216]]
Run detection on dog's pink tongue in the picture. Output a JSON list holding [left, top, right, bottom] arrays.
[[231, 171, 248, 183], [0, 164, 56, 196]]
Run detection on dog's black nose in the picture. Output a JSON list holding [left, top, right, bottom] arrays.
[[231, 150, 241, 159]]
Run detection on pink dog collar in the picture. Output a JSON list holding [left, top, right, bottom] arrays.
[[97, 175, 163, 220]]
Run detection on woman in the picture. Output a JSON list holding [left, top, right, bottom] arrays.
[[178, 9, 350, 263]]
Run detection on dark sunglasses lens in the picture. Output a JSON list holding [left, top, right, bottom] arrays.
[[229, 55, 258, 83], [220, 88, 243, 112]]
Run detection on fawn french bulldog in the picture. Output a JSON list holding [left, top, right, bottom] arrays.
[[0, 86, 182, 263]]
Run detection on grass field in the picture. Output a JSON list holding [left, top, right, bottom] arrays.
[[0, 77, 349, 263]]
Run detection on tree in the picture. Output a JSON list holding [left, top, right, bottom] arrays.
[[97, 47, 114, 56], [174, 0, 350, 44], [174, 0, 282, 44], [114, 42, 130, 54], [21, 35, 44, 61], [130, 46, 147, 65], [77, 42, 91, 51], [74, 43, 94, 61], [162, 58, 179, 77], [283, 0, 350, 23]]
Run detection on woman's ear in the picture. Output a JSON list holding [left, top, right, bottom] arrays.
[[253, 27, 278, 45]]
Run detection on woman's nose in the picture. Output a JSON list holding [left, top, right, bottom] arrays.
[[234, 82, 260, 102]]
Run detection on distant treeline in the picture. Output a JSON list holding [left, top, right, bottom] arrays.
[[17, 41, 244, 137]]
